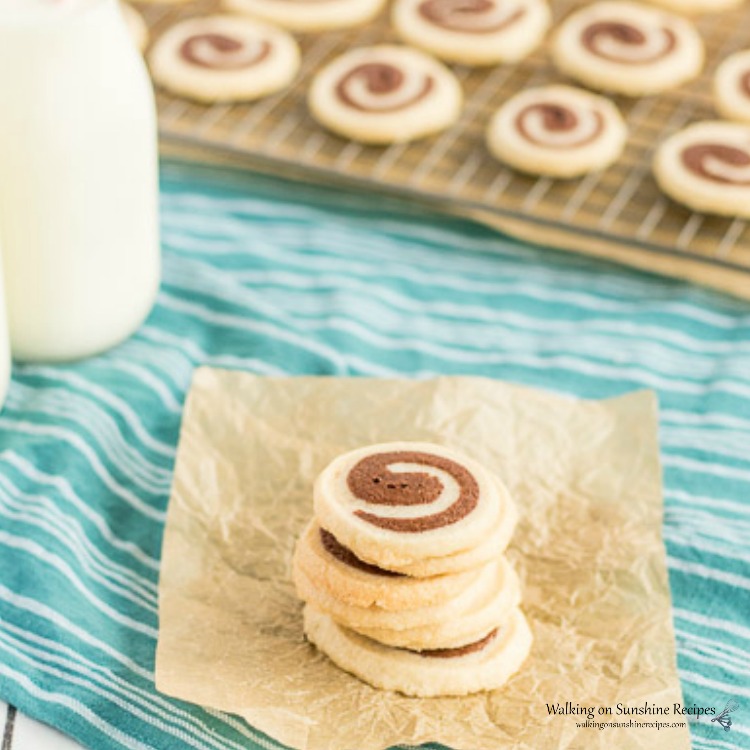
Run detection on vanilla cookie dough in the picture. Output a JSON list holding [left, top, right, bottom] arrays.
[[487, 85, 628, 177], [223, 0, 386, 32], [308, 46, 463, 144], [303, 604, 533, 697], [292, 521, 484, 610], [551, 1, 704, 96], [313, 442, 513, 568], [392, 0, 551, 66], [654, 121, 750, 218], [714, 50, 750, 124], [645, 0, 745, 12], [121, 3, 148, 52], [149, 15, 299, 103]]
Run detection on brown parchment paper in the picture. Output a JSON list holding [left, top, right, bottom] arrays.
[[156, 368, 689, 750]]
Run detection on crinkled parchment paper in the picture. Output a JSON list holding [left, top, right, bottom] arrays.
[[156, 368, 688, 750]]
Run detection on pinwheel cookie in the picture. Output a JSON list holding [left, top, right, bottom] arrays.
[[223, 0, 386, 31], [313, 442, 514, 569], [551, 1, 704, 96], [392, 0, 551, 65], [645, 0, 744, 12], [303, 605, 533, 697], [714, 50, 750, 124], [308, 46, 463, 144], [149, 15, 300, 103], [487, 85, 628, 177], [654, 121, 750, 218]]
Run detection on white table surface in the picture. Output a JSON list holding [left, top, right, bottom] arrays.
[[3, 702, 84, 750]]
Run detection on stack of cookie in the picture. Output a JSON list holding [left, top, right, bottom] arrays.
[[292, 441, 532, 697]]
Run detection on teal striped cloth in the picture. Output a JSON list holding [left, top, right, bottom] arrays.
[[1, 160, 749, 750]]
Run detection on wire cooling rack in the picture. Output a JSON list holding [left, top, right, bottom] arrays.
[[135, 0, 750, 282]]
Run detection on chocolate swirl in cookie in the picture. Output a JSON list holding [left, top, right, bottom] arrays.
[[417, 628, 498, 658], [319, 528, 403, 577], [335, 63, 434, 112], [742, 71, 750, 98], [417, 0, 525, 33], [180, 33, 271, 70], [681, 143, 750, 185], [515, 102, 604, 148], [581, 21, 676, 64], [347, 450, 480, 532]]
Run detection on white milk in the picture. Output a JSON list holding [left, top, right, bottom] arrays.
[[0, 0, 160, 361]]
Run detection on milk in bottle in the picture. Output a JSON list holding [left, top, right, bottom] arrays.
[[0, 0, 160, 361]]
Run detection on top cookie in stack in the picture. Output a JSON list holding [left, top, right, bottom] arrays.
[[293, 441, 532, 697]]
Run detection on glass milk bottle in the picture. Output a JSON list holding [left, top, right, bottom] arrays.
[[0, 0, 160, 362]]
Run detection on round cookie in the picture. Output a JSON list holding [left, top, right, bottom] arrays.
[[714, 50, 750, 124], [303, 604, 533, 697], [308, 46, 463, 145], [313, 442, 513, 568], [486, 85, 628, 178], [223, 0, 386, 32], [292, 521, 483, 610], [653, 120, 750, 218], [391, 0, 551, 66], [121, 3, 148, 52], [351, 558, 521, 650], [149, 15, 300, 104], [551, 1, 705, 96], [644, 0, 745, 13]]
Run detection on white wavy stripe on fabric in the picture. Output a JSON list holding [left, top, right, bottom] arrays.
[[665, 513, 750, 547], [17, 367, 176, 458], [676, 629, 750, 672], [678, 671, 750, 734], [160, 261, 750, 397], [6, 385, 172, 492], [668, 555, 750, 593], [114, 343, 193, 391], [0, 664, 153, 750], [661, 430, 750, 464], [0, 477, 158, 608], [163, 259, 750, 373], [162, 224, 750, 329], [674, 608, 750, 644], [185, 262, 750, 360], [665, 489, 750, 521], [662, 410, 750, 433], [0, 453, 160, 572], [0, 531, 157, 638], [156, 294, 351, 374], [0, 584, 152, 680], [679, 641, 750, 678], [156, 287, 750, 401], [160, 195, 750, 307], [663, 454, 750, 485], [0, 628, 283, 750], [664, 530, 750, 566], [0, 586, 285, 750], [0, 420, 165, 522], [138, 326, 290, 376], [98, 360, 183, 413]]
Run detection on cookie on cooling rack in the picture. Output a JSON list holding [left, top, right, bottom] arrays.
[[643, 0, 745, 12], [391, 0, 551, 66], [303, 605, 533, 697], [223, 0, 386, 31], [551, 1, 705, 96], [714, 50, 750, 124], [653, 121, 750, 218], [486, 85, 628, 178], [149, 15, 300, 103], [308, 46, 462, 144], [121, 3, 148, 52]]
